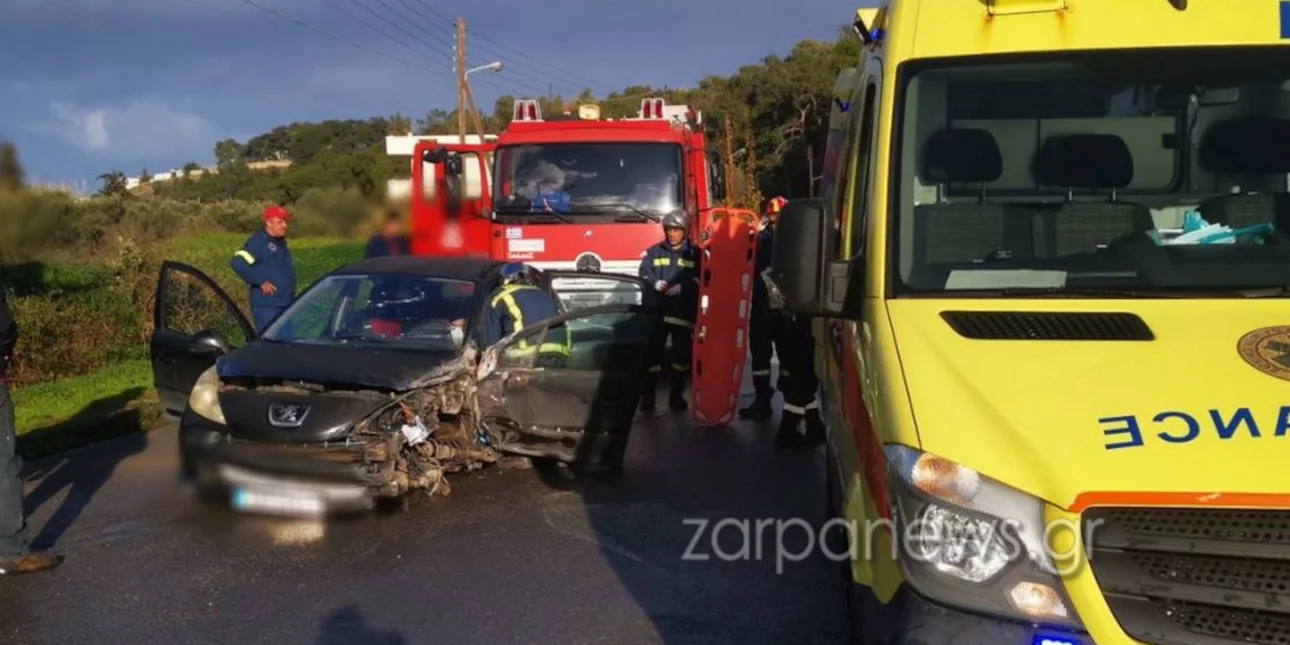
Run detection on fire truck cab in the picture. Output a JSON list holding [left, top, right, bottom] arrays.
[[409, 98, 727, 286], [411, 98, 757, 425]]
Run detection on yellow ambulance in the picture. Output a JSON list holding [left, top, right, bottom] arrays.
[[770, 1, 1290, 643]]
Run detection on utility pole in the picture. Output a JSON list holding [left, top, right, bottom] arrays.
[[465, 82, 486, 141], [807, 144, 815, 198], [455, 18, 467, 143], [723, 116, 737, 207]]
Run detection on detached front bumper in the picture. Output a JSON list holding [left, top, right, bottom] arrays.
[[178, 409, 386, 514], [855, 584, 1089, 645]]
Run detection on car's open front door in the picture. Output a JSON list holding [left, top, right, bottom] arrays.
[[476, 294, 661, 469], [150, 261, 254, 416]]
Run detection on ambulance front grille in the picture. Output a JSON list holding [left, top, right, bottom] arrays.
[[1084, 507, 1290, 645], [940, 310, 1153, 340]]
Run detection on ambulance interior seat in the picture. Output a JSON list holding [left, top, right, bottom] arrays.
[[1195, 117, 1290, 232], [913, 128, 1031, 265], [1030, 134, 1155, 257]]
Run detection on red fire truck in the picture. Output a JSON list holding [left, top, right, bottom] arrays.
[[410, 98, 757, 425]]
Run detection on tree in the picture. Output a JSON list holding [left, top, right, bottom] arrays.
[[97, 171, 128, 197], [139, 167, 152, 183], [181, 161, 201, 178], [0, 142, 24, 191], [387, 113, 413, 135], [416, 109, 454, 135], [214, 139, 247, 169]]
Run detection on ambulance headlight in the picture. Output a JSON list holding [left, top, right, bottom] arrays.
[[884, 445, 1082, 629], [188, 366, 226, 425]]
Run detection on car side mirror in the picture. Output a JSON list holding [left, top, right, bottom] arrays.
[[768, 198, 862, 319], [188, 329, 231, 356]]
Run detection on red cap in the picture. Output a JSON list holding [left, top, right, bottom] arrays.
[[264, 205, 292, 222]]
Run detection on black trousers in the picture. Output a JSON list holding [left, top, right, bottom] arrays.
[[0, 383, 26, 557], [648, 321, 693, 381], [747, 299, 783, 397], [771, 312, 818, 414]]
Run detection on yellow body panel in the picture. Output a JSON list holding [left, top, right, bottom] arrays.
[[912, 0, 1286, 59], [822, 0, 1290, 640]]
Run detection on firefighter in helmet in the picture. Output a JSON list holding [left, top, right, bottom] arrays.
[[483, 263, 570, 368], [739, 196, 788, 419], [759, 197, 825, 447], [637, 209, 701, 412]]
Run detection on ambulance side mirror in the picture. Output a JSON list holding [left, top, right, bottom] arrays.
[[769, 198, 862, 319]]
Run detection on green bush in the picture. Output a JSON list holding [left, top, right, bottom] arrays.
[[0, 189, 366, 388]]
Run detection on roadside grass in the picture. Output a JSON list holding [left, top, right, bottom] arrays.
[[10, 235, 363, 458]]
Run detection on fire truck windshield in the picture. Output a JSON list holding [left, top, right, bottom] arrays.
[[492, 142, 683, 221]]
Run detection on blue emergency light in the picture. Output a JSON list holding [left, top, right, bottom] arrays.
[[1034, 637, 1080, 645]]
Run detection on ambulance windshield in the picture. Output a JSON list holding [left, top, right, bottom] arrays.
[[890, 46, 1290, 296], [493, 142, 683, 220]]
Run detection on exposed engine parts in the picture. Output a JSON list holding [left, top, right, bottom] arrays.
[[354, 375, 499, 499]]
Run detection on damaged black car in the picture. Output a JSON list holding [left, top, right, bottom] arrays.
[[149, 256, 660, 515]]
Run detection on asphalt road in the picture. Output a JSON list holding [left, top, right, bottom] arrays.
[[0, 395, 848, 644]]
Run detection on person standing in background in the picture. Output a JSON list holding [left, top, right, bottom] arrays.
[[364, 208, 411, 259], [230, 205, 296, 333], [0, 289, 64, 575]]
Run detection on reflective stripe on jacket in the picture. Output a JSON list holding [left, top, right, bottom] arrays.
[[229, 229, 296, 307], [638, 239, 701, 326], [484, 284, 570, 355]]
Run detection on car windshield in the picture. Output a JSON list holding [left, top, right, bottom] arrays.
[[892, 47, 1290, 296], [492, 142, 683, 219], [260, 274, 476, 351]]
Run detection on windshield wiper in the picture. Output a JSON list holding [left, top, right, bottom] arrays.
[[494, 207, 574, 224], [600, 203, 661, 223]]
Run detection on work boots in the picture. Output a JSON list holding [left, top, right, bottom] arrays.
[[638, 374, 658, 413], [803, 408, 826, 445], [775, 406, 826, 448], [669, 373, 689, 411], [775, 411, 805, 447], [0, 551, 63, 576], [737, 376, 774, 419]]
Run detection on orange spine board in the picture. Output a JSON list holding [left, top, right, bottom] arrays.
[[691, 208, 759, 426]]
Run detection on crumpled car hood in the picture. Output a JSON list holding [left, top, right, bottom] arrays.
[[218, 340, 470, 391]]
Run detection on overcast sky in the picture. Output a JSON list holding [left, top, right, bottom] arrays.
[[0, 0, 864, 186]]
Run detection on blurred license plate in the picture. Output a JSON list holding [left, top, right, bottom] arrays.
[[231, 487, 326, 516]]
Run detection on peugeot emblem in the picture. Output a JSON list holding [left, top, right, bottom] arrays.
[[268, 402, 311, 428], [583, 229, 593, 238]]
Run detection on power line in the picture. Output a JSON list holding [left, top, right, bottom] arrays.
[[341, 0, 454, 63], [230, 0, 453, 77], [409, 0, 617, 93], [319, 0, 446, 68], [389, 0, 458, 50], [469, 30, 619, 94], [382, 0, 587, 98]]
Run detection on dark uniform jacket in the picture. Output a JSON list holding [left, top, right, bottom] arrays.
[[0, 290, 15, 378], [482, 284, 569, 354], [229, 229, 296, 308], [364, 234, 411, 259], [638, 239, 702, 326], [752, 226, 774, 308]]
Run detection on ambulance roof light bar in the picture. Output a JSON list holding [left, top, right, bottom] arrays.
[[513, 99, 542, 122]]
